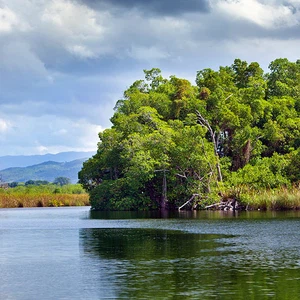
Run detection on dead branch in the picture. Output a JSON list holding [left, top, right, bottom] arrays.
[[178, 194, 200, 210], [196, 110, 223, 182]]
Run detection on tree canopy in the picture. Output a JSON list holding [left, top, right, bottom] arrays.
[[79, 59, 300, 210], [53, 177, 71, 186]]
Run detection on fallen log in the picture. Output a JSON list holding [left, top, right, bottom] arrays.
[[205, 203, 221, 209], [205, 199, 240, 211]]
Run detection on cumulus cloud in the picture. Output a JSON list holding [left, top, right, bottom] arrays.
[[67, 45, 97, 58], [214, 0, 299, 29], [35, 145, 49, 155], [40, 0, 110, 58], [1, 0, 300, 155], [0, 6, 18, 32], [0, 5, 30, 33]]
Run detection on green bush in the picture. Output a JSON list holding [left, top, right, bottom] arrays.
[[89, 179, 155, 210]]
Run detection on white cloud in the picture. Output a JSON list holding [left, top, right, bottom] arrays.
[[214, 0, 299, 29], [35, 145, 49, 155], [0, 5, 30, 33], [40, 0, 110, 57], [0, 6, 18, 32], [41, 0, 103, 36], [149, 16, 191, 34], [0, 118, 10, 132], [67, 44, 97, 58]]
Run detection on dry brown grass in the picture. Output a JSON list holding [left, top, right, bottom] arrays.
[[0, 193, 90, 208]]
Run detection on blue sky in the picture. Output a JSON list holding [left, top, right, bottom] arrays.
[[1, 0, 300, 156]]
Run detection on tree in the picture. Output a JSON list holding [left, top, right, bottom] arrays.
[[25, 180, 35, 186], [79, 59, 300, 211], [53, 177, 71, 186], [267, 58, 300, 99], [79, 69, 217, 210]]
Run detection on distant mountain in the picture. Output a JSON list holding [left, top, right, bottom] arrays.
[[0, 151, 95, 170], [0, 158, 88, 184]]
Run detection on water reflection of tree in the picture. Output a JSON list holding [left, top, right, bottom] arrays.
[[80, 228, 300, 299], [80, 228, 222, 260], [80, 228, 229, 299]]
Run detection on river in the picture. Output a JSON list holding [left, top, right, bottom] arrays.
[[0, 207, 300, 299]]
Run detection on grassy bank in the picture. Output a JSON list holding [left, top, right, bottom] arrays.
[[3, 183, 299, 210], [0, 193, 90, 208], [0, 184, 90, 208], [232, 186, 300, 210]]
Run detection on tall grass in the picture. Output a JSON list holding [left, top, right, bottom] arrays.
[[0, 184, 90, 208], [230, 185, 300, 210]]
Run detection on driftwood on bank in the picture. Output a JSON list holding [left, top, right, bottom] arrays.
[[178, 194, 244, 211], [178, 194, 200, 210], [205, 198, 242, 211]]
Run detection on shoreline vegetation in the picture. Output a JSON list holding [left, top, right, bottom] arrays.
[[78, 58, 300, 212], [1, 184, 300, 210], [0, 184, 89, 208], [199, 186, 300, 211]]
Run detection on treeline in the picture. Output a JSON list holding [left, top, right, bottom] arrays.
[[3, 183, 86, 194], [7, 176, 72, 187], [79, 58, 300, 210]]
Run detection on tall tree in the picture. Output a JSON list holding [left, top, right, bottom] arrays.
[[79, 59, 300, 210]]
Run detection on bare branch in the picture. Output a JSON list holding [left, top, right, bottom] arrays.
[[225, 94, 233, 101], [176, 173, 187, 179], [178, 194, 200, 210], [196, 111, 223, 182]]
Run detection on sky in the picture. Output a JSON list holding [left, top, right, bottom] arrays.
[[1, 0, 300, 156]]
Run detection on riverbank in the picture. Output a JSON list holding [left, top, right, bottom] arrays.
[[0, 193, 90, 208], [2, 185, 300, 210], [178, 186, 300, 211], [217, 186, 300, 211], [0, 184, 90, 208]]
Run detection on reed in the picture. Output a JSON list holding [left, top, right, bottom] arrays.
[[234, 185, 300, 210], [0, 193, 90, 208], [0, 184, 90, 208]]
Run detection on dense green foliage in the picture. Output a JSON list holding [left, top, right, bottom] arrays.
[[24, 180, 50, 186], [79, 59, 300, 210], [53, 177, 71, 186]]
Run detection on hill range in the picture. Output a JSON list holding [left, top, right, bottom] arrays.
[[0, 151, 95, 170], [0, 151, 95, 184]]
